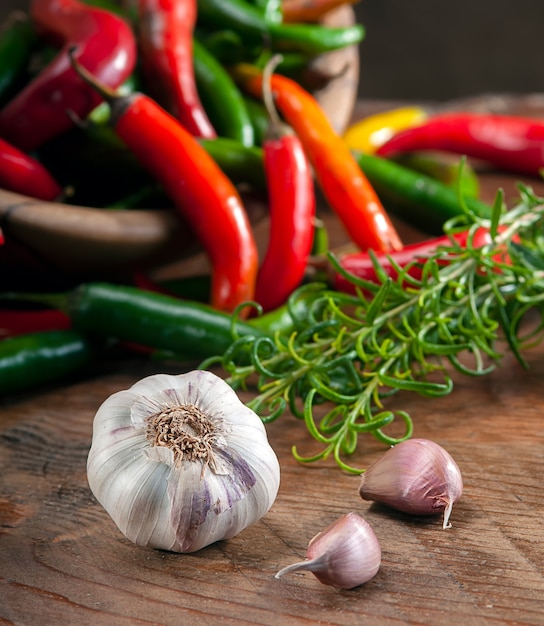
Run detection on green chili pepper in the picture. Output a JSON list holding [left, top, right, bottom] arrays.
[[391, 152, 480, 200], [38, 283, 269, 360], [242, 96, 269, 147], [196, 0, 364, 54], [354, 151, 492, 234], [157, 275, 212, 302], [195, 28, 253, 65], [200, 137, 265, 188], [139, 274, 311, 336], [250, 282, 327, 336], [255, 50, 334, 92], [0, 329, 92, 396], [37, 123, 154, 207], [0, 12, 38, 106], [193, 38, 255, 147], [311, 217, 329, 256], [249, 0, 282, 23]]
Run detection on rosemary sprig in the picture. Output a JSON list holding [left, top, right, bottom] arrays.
[[203, 184, 544, 472]]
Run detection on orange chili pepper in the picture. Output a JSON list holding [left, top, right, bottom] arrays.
[[233, 63, 403, 253], [282, 0, 360, 24]]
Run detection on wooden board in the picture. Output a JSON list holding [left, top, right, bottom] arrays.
[[1, 326, 543, 625]]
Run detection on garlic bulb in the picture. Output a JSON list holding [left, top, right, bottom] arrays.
[[87, 370, 280, 552], [359, 438, 463, 529], [275, 512, 381, 589]]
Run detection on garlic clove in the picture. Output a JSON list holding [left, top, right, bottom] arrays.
[[359, 438, 463, 529], [275, 512, 381, 589], [87, 370, 281, 552]]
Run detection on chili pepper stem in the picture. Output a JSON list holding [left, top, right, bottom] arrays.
[[67, 45, 118, 106]]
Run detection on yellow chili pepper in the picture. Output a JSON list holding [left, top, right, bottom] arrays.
[[343, 106, 428, 153]]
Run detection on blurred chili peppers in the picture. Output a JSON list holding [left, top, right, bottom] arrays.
[[0, 136, 62, 200], [233, 62, 404, 253], [377, 111, 544, 178], [0, 0, 137, 151], [196, 0, 364, 54], [69, 49, 259, 315], [137, 0, 217, 138], [343, 106, 428, 154]]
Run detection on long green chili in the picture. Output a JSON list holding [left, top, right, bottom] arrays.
[[196, 0, 364, 54], [0, 329, 91, 396], [354, 151, 492, 234]]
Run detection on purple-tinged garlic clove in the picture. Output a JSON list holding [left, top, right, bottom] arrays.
[[275, 512, 381, 589], [359, 438, 463, 529]]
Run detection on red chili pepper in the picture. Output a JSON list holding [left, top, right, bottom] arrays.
[[376, 112, 544, 177], [0, 0, 137, 151], [255, 59, 316, 313], [233, 63, 403, 253], [137, 0, 217, 138], [333, 227, 511, 294], [0, 309, 72, 338], [0, 137, 62, 200], [70, 51, 258, 315]]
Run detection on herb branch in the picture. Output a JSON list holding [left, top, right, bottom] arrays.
[[203, 184, 544, 472]]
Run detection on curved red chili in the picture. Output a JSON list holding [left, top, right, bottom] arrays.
[[376, 112, 544, 177], [70, 52, 258, 315], [0, 0, 137, 151], [0, 137, 62, 200], [333, 227, 511, 293], [137, 0, 217, 138], [233, 64, 403, 253]]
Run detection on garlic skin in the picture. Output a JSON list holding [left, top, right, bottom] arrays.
[[87, 370, 280, 553], [275, 512, 381, 589], [359, 438, 463, 529]]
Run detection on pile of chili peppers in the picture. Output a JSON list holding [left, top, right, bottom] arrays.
[[2, 0, 544, 397]]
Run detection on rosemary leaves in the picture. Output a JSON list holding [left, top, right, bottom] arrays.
[[203, 184, 544, 472]]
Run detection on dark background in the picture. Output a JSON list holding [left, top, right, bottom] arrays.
[[354, 0, 544, 101], [2, 0, 543, 103]]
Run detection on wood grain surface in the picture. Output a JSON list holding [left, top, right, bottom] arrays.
[[2, 100, 544, 625]]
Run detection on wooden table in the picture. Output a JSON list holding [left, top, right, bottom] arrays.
[[2, 100, 544, 626]]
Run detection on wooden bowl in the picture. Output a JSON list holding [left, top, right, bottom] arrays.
[[0, 5, 359, 284]]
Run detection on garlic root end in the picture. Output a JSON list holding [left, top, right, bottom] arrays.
[[442, 498, 454, 529], [275, 558, 319, 579]]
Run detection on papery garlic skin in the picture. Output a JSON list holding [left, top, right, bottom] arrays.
[[275, 512, 381, 589], [87, 370, 280, 552], [359, 438, 463, 529]]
